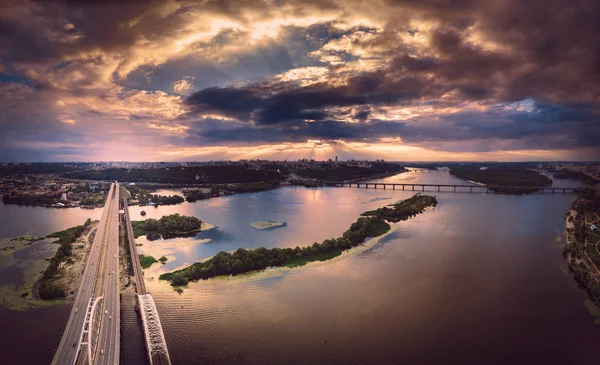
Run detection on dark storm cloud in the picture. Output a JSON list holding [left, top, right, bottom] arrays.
[[184, 100, 600, 152], [186, 71, 440, 124]]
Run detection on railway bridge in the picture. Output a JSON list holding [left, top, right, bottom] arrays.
[[326, 182, 576, 194], [122, 194, 172, 365]]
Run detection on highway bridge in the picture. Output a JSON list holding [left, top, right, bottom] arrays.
[[122, 192, 172, 365], [52, 182, 121, 365], [327, 182, 577, 194]]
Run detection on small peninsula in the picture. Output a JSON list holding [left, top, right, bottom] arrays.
[[132, 213, 203, 240], [160, 194, 437, 285]]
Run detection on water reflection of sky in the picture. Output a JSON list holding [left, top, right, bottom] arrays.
[[128, 172, 582, 274]]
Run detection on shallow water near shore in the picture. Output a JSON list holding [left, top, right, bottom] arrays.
[[1, 170, 600, 365]]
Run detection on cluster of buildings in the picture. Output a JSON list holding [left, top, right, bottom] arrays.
[[0, 174, 109, 208]]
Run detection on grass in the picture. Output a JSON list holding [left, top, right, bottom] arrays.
[[139, 254, 158, 269], [284, 249, 343, 268]]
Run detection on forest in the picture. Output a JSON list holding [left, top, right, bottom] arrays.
[[449, 166, 552, 194], [132, 213, 203, 240]]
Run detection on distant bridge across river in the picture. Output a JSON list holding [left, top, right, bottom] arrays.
[[326, 182, 577, 194]]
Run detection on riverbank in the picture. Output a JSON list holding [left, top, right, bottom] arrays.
[[563, 188, 600, 307], [159, 194, 437, 285], [0, 221, 97, 310]]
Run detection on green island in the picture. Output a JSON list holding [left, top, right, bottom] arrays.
[[563, 187, 600, 307], [159, 194, 437, 285], [125, 185, 184, 206], [449, 165, 552, 194], [38, 218, 93, 300], [132, 213, 203, 240], [184, 181, 280, 202], [361, 194, 438, 222], [139, 254, 158, 269]]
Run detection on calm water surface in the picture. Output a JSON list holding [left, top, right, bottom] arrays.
[[1, 171, 598, 365]]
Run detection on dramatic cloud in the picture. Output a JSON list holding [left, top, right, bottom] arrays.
[[0, 0, 598, 161]]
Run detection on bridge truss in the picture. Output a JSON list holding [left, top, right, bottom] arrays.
[[139, 294, 172, 364]]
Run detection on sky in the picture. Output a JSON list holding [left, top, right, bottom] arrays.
[[0, 0, 599, 162]]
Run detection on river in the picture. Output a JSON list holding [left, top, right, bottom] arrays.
[[1, 170, 599, 364]]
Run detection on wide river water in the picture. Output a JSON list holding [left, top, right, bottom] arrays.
[[1, 170, 599, 364]]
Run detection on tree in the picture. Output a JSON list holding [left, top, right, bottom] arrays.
[[171, 273, 188, 286]]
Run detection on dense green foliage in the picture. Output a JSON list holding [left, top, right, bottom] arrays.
[[132, 213, 203, 240], [139, 254, 158, 269], [553, 170, 598, 185], [184, 181, 280, 202], [450, 166, 552, 194], [0, 163, 83, 176], [2, 193, 61, 206], [361, 194, 438, 222], [39, 219, 92, 300], [126, 186, 184, 205], [573, 188, 600, 215], [64, 165, 283, 184], [160, 194, 437, 284], [171, 273, 188, 286], [297, 162, 405, 181]]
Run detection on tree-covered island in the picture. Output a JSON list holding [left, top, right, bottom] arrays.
[[132, 213, 203, 240], [450, 165, 552, 194], [159, 194, 437, 285]]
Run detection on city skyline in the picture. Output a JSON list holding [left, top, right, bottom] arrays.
[[1, 0, 599, 162]]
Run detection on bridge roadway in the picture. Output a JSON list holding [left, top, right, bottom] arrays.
[[122, 191, 172, 365], [52, 182, 120, 365], [328, 182, 576, 193], [95, 182, 120, 365]]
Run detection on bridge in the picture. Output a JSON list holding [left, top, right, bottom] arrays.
[[52, 182, 121, 365], [122, 193, 172, 365], [327, 182, 577, 194]]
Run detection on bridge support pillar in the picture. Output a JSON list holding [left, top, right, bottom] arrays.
[[470, 186, 473, 193], [422, 186, 424, 191], [453, 186, 456, 192], [412, 185, 414, 191]]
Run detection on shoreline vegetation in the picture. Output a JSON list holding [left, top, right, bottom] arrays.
[[132, 213, 203, 240], [563, 187, 600, 307], [449, 165, 552, 194], [38, 219, 93, 300], [125, 185, 184, 206], [159, 194, 437, 285], [139, 254, 158, 269]]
